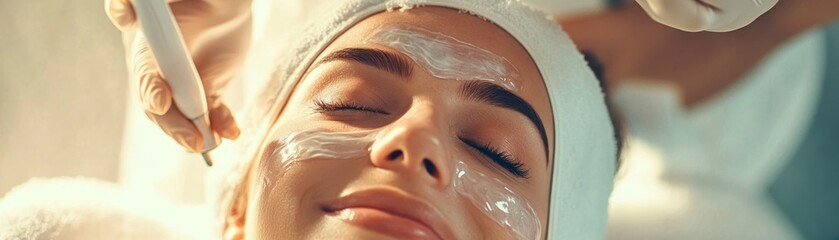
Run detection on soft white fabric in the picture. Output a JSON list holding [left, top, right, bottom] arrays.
[[608, 28, 826, 239], [208, 0, 616, 239], [0, 177, 211, 240]]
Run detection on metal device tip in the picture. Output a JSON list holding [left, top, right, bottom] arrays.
[[201, 152, 214, 166]]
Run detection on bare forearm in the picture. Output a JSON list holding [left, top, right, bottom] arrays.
[[770, 0, 839, 37], [559, 2, 839, 107]]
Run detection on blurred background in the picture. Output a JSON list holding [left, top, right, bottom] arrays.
[[0, 1, 126, 195], [0, 0, 836, 239], [768, 25, 839, 239]]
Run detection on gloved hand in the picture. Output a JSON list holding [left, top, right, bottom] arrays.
[[636, 0, 778, 32], [105, 0, 251, 152]]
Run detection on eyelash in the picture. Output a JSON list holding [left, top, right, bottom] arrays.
[[313, 100, 390, 115], [314, 100, 528, 178], [461, 137, 530, 179]]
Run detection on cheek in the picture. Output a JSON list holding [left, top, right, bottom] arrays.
[[533, 166, 551, 231], [449, 187, 540, 240], [247, 157, 370, 239], [449, 195, 501, 239], [454, 163, 544, 240], [244, 161, 316, 239], [245, 162, 313, 239]]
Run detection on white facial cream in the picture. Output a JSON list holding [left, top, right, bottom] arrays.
[[364, 25, 521, 91]]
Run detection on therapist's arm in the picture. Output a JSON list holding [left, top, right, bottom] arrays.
[[559, 0, 839, 108]]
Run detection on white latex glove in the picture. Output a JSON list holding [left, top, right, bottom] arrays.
[[105, 0, 251, 151], [636, 0, 779, 32]]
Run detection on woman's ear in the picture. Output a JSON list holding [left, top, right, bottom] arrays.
[[223, 189, 248, 240]]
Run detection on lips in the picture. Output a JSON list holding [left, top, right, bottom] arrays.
[[324, 188, 457, 240]]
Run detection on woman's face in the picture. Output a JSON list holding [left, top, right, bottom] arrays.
[[230, 7, 554, 240]]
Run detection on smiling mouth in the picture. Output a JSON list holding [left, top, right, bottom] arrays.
[[322, 188, 455, 240]]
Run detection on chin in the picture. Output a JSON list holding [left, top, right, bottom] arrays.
[[310, 222, 409, 240]]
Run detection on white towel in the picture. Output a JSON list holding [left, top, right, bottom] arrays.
[[0, 177, 211, 240]]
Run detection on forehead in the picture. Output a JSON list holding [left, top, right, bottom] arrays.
[[315, 6, 555, 159]]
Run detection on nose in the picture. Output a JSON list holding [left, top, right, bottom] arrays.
[[370, 107, 452, 189]]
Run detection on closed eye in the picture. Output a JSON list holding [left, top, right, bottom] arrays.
[[460, 137, 529, 179], [313, 100, 390, 115]]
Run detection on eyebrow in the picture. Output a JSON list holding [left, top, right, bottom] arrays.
[[318, 48, 413, 78], [318, 47, 549, 163], [460, 81, 550, 163]]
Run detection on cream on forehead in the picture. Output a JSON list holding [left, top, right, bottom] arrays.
[[363, 24, 521, 91], [263, 128, 540, 240]]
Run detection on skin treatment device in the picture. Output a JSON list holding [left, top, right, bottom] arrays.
[[134, 0, 220, 166]]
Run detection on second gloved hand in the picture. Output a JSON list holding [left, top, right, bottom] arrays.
[[106, 0, 251, 152], [636, 0, 778, 32]]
